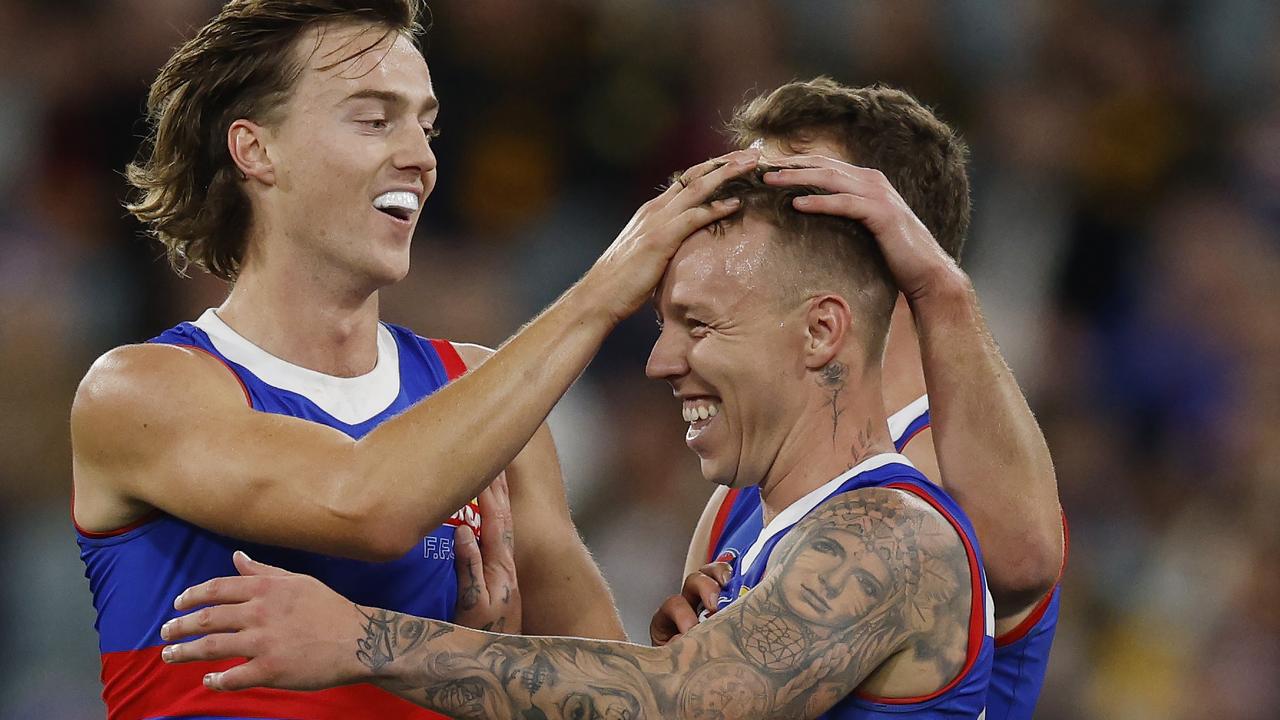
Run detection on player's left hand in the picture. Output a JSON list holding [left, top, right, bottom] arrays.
[[452, 472, 522, 634], [160, 550, 366, 692], [649, 560, 733, 646], [762, 156, 967, 301]]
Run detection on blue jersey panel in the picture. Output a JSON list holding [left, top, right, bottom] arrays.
[[987, 586, 1060, 720], [894, 408, 930, 452], [154, 321, 454, 440]]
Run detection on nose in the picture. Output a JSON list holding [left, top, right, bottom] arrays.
[[818, 569, 847, 599], [393, 122, 438, 178], [645, 325, 690, 383]]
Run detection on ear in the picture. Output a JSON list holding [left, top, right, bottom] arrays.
[[802, 294, 853, 371], [227, 119, 276, 185]]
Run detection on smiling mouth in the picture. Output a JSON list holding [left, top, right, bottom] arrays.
[[682, 399, 721, 424], [682, 397, 722, 447], [375, 206, 413, 221], [372, 191, 420, 222]]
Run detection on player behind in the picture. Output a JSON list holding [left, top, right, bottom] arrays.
[[653, 79, 1066, 720], [161, 169, 996, 719], [70, 0, 755, 716]]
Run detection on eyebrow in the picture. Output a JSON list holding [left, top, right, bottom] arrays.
[[662, 297, 717, 320], [341, 89, 439, 116]]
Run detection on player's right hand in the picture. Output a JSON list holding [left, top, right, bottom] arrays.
[[761, 156, 966, 302], [648, 560, 733, 646], [584, 149, 760, 325]]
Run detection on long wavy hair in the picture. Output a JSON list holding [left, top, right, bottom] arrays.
[[125, 0, 425, 281]]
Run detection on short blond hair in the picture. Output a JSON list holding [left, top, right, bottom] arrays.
[[707, 167, 896, 360]]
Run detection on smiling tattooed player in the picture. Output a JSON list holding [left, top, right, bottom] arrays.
[[162, 170, 997, 719], [70, 1, 756, 717], [657, 79, 1066, 720]]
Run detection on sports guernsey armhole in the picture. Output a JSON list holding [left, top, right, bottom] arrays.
[[70, 486, 160, 540], [896, 418, 930, 452], [855, 481, 987, 706], [428, 338, 468, 380], [73, 343, 254, 540], [705, 487, 742, 564], [996, 510, 1069, 647], [888, 394, 930, 452], [174, 343, 253, 407]]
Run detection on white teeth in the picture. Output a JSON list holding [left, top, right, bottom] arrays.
[[681, 401, 721, 424], [373, 191, 420, 212]]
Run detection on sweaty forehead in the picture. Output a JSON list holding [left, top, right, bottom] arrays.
[[660, 218, 777, 312]]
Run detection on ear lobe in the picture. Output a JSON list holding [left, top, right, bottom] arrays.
[[803, 295, 852, 370], [227, 119, 275, 185]]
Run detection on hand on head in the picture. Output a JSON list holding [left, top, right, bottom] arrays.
[[583, 149, 760, 325], [762, 155, 965, 300]]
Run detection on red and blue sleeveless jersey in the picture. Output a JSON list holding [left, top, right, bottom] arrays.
[[707, 397, 1064, 720], [712, 453, 995, 718], [983, 508, 1067, 720], [987, 585, 1061, 720], [886, 394, 931, 453], [76, 309, 475, 720]]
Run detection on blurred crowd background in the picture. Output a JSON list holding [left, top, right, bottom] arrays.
[[1, 0, 1277, 717]]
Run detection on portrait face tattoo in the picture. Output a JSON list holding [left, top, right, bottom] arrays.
[[775, 493, 923, 628]]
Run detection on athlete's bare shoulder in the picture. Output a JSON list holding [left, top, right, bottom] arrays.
[[73, 343, 246, 429], [71, 343, 249, 529]]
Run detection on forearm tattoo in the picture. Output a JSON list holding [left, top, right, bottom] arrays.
[[359, 488, 970, 720]]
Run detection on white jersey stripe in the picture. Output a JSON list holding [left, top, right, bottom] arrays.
[[192, 308, 402, 425]]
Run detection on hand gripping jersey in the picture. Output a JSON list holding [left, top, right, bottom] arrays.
[[76, 309, 475, 720], [707, 396, 1064, 720], [713, 453, 995, 718]]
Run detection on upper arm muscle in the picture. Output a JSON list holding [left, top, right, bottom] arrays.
[[71, 344, 387, 559], [666, 487, 970, 718]]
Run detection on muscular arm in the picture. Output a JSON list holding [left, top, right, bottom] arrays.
[[908, 276, 1063, 610], [455, 343, 626, 641], [71, 154, 756, 561], [165, 489, 972, 719], [71, 287, 611, 562]]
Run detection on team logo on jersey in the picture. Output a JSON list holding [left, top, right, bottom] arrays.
[[712, 582, 751, 613], [442, 498, 482, 537], [424, 499, 482, 560]]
